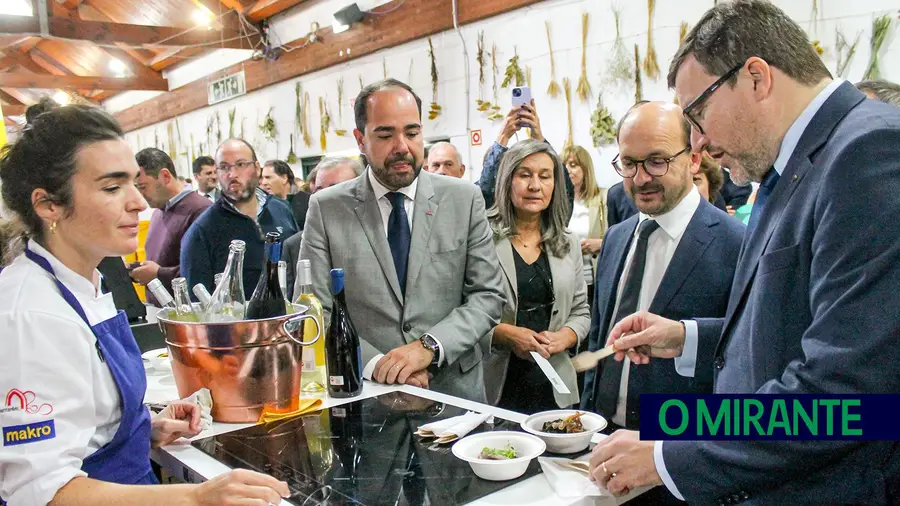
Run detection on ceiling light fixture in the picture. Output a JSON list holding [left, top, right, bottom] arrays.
[[192, 8, 214, 26], [52, 91, 70, 106], [108, 58, 127, 75], [332, 3, 364, 34]]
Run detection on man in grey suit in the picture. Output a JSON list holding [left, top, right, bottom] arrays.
[[590, 1, 900, 504], [299, 79, 505, 402]]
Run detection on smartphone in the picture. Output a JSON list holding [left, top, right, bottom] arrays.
[[511, 86, 532, 108]]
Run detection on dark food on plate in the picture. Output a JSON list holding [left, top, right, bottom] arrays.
[[478, 444, 518, 460], [541, 412, 586, 434]]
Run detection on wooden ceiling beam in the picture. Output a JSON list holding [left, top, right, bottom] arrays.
[[0, 14, 260, 49], [0, 89, 26, 105], [1, 48, 56, 75], [0, 72, 169, 91], [59, 0, 86, 9], [115, 0, 545, 132], [1, 87, 35, 105], [1, 103, 26, 116], [246, 0, 308, 22], [150, 46, 206, 71]]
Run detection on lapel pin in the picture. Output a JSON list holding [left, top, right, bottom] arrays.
[[425, 209, 433, 216]]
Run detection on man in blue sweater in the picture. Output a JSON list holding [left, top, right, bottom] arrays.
[[180, 139, 298, 297]]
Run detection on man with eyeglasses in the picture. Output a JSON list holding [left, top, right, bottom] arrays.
[[579, 100, 744, 505], [181, 138, 299, 296], [590, 1, 900, 504]]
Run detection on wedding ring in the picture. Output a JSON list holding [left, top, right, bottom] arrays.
[[602, 462, 611, 477]]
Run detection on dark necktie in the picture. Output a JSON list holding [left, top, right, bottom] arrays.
[[387, 192, 411, 294], [746, 168, 780, 238], [595, 219, 660, 421]]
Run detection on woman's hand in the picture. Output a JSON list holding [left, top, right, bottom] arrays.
[[518, 100, 545, 142], [496, 108, 521, 147], [581, 238, 603, 254], [494, 323, 551, 360], [150, 400, 202, 448], [539, 328, 578, 355], [188, 469, 290, 506]]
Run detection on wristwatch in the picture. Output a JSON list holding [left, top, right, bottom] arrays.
[[420, 334, 440, 365]]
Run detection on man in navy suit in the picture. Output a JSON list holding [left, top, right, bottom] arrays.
[[581, 101, 744, 504], [590, 2, 900, 504], [605, 181, 637, 228]]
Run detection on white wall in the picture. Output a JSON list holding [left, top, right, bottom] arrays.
[[114, 0, 900, 189]]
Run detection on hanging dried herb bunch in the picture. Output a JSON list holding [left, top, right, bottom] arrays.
[[862, 15, 892, 80], [205, 116, 214, 148], [286, 134, 298, 164], [240, 116, 245, 140], [605, 6, 633, 85], [167, 122, 177, 162], [481, 43, 503, 121], [526, 66, 532, 89], [190, 133, 196, 162], [808, 0, 825, 56], [476, 31, 491, 112], [679, 22, 690, 47], [576, 13, 591, 102], [634, 44, 644, 102], [335, 78, 347, 136], [501, 48, 525, 89], [643, 0, 660, 80], [294, 82, 304, 141], [302, 92, 312, 148], [428, 38, 441, 120], [590, 94, 617, 147], [319, 97, 330, 152], [545, 21, 561, 98], [835, 27, 862, 78], [228, 107, 236, 138], [563, 77, 573, 148], [259, 107, 277, 143], [154, 128, 160, 149], [215, 112, 222, 144], [383, 57, 388, 79]]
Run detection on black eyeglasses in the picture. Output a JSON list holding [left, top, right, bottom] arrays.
[[612, 146, 691, 178], [682, 62, 744, 136]]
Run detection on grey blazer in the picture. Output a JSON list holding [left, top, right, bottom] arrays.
[[298, 169, 506, 403], [482, 232, 590, 408]]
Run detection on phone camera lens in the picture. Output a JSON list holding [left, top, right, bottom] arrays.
[[512, 88, 522, 98]]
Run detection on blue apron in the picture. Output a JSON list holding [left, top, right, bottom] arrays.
[[24, 249, 157, 485]]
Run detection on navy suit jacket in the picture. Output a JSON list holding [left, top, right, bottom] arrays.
[[605, 182, 638, 228], [581, 198, 744, 428], [663, 83, 900, 505]]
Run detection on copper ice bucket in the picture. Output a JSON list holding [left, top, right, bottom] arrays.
[[157, 305, 321, 423]]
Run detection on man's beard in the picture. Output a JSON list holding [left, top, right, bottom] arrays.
[[371, 153, 421, 190], [628, 179, 688, 216], [728, 150, 774, 186], [223, 177, 258, 202]]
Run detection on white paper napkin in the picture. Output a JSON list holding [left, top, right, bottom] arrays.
[[415, 411, 492, 444], [185, 388, 214, 431], [538, 455, 613, 499]]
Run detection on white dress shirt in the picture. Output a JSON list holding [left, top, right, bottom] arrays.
[[655, 79, 846, 500], [361, 170, 445, 380], [0, 241, 122, 506], [607, 187, 702, 427]]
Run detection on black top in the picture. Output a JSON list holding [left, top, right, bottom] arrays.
[[513, 248, 553, 334]]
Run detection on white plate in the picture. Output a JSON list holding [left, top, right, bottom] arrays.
[[451, 430, 545, 481], [141, 347, 170, 371], [520, 410, 607, 454]]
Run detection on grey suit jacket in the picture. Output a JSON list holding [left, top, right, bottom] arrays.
[[482, 233, 590, 408], [298, 169, 505, 403], [282, 232, 302, 300]]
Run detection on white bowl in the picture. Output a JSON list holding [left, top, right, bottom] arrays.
[[520, 410, 607, 454], [451, 431, 546, 481], [141, 347, 171, 371]]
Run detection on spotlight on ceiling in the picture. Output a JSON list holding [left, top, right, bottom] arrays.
[[108, 58, 127, 76], [332, 3, 363, 35], [52, 91, 70, 106]]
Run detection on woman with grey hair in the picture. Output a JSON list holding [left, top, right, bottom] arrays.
[[483, 139, 591, 413]]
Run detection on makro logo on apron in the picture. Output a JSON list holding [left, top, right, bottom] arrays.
[[3, 420, 56, 446]]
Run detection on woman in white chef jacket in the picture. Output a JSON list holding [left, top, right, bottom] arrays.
[[0, 106, 289, 505]]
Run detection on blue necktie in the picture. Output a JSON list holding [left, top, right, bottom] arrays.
[[387, 192, 411, 294], [746, 168, 781, 238]]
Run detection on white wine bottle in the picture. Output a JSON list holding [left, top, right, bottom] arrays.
[[171, 277, 200, 323], [206, 240, 247, 322], [294, 259, 326, 392]]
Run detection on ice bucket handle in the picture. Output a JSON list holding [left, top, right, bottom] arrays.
[[282, 314, 321, 346]]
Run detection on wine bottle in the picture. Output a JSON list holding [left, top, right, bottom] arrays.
[[207, 240, 247, 322], [325, 268, 362, 398], [277, 260, 292, 314], [294, 259, 325, 393], [192, 283, 212, 311], [171, 277, 200, 322], [214, 272, 224, 288], [246, 232, 287, 320], [147, 278, 176, 311]]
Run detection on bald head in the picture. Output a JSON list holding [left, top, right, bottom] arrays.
[[616, 101, 699, 216], [315, 157, 362, 192], [426, 142, 465, 178]]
